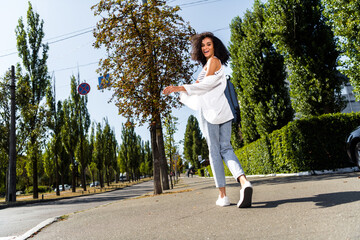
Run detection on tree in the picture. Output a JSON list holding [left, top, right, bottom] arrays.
[[88, 124, 97, 185], [118, 122, 140, 182], [163, 115, 178, 188], [102, 119, 118, 186], [139, 140, 152, 177], [94, 122, 105, 187], [54, 99, 71, 190], [229, 1, 294, 144], [15, 2, 50, 199], [183, 115, 203, 169], [43, 139, 55, 186], [61, 98, 78, 192], [265, 0, 345, 117], [92, 0, 194, 194], [322, 0, 360, 98], [0, 66, 28, 195], [45, 78, 63, 195], [74, 74, 91, 191]]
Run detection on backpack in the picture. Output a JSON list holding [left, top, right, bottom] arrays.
[[224, 76, 240, 124]]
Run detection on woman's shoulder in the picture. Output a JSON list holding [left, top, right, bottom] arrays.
[[207, 56, 221, 66], [205, 56, 222, 74]]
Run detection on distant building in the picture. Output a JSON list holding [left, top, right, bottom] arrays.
[[342, 83, 360, 113]]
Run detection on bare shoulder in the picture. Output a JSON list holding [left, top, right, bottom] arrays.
[[207, 56, 221, 67], [206, 57, 221, 76]]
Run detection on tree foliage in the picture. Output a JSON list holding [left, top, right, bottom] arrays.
[[92, 0, 194, 122], [101, 119, 118, 186], [229, 0, 294, 144], [15, 2, 50, 198], [118, 122, 150, 181], [322, 0, 360, 99], [163, 115, 179, 187], [92, 0, 195, 194], [0, 66, 29, 193], [183, 115, 206, 169], [265, 0, 345, 117]]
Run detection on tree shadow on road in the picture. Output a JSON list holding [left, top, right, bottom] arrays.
[[252, 191, 360, 208], [250, 172, 360, 186]]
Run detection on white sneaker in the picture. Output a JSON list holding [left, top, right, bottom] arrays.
[[216, 195, 230, 207], [237, 181, 253, 208]]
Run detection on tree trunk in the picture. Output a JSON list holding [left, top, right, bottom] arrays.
[[81, 165, 86, 191], [32, 150, 38, 199], [107, 168, 110, 186], [150, 124, 162, 194], [100, 170, 104, 188], [71, 153, 76, 192], [55, 153, 60, 196], [157, 116, 169, 190]]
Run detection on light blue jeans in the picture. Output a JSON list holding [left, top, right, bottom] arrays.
[[200, 114, 245, 188]]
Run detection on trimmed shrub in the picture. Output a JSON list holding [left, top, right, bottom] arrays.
[[26, 185, 52, 194], [235, 112, 360, 174]]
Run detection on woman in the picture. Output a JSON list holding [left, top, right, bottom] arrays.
[[163, 32, 253, 208]]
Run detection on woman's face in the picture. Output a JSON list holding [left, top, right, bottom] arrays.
[[201, 37, 214, 60]]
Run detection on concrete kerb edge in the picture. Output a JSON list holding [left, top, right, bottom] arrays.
[[0, 184, 133, 210], [201, 166, 360, 179], [16, 216, 61, 240]]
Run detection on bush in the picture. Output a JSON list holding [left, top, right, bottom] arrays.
[[26, 185, 52, 194], [235, 112, 360, 174]]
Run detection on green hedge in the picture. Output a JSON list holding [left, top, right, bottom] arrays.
[[235, 112, 360, 175], [26, 185, 52, 194]]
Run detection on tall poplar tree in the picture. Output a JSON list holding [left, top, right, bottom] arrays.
[[183, 115, 203, 169], [102, 119, 118, 186], [0, 67, 28, 194], [94, 122, 105, 187], [61, 97, 78, 192], [45, 79, 65, 195], [322, 0, 360, 98], [265, 0, 345, 117], [92, 0, 194, 194], [163, 115, 178, 188], [229, 1, 294, 143], [118, 122, 140, 182], [15, 2, 50, 199], [74, 74, 91, 191]]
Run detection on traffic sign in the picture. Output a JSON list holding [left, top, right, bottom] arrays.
[[78, 82, 91, 95], [98, 74, 110, 90]]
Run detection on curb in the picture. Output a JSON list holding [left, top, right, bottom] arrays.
[[0, 217, 60, 240], [0, 182, 145, 210], [247, 166, 359, 178], [203, 166, 360, 179], [18, 216, 60, 240]]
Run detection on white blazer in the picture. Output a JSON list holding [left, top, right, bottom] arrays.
[[180, 66, 234, 124]]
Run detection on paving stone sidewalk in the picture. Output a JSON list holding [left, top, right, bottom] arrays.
[[32, 172, 360, 240]]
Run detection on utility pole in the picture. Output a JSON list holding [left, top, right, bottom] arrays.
[[7, 65, 16, 202], [53, 75, 60, 196]]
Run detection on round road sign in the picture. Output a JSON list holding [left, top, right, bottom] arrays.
[[78, 82, 91, 95]]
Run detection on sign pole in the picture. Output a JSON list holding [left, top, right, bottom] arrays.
[[7, 65, 16, 202]]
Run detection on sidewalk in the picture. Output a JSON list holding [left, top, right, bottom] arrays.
[[32, 172, 360, 240]]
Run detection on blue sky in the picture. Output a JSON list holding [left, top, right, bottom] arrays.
[[0, 0, 254, 154]]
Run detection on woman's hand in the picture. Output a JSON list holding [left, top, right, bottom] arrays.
[[163, 85, 186, 95]]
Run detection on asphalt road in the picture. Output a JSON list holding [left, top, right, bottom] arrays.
[[32, 172, 360, 240], [0, 180, 155, 239]]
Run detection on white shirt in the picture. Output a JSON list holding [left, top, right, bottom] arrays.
[[180, 64, 234, 124]]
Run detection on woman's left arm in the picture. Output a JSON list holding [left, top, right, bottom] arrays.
[[163, 85, 186, 95], [162, 58, 221, 95]]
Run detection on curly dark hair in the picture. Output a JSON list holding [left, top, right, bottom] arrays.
[[190, 32, 230, 67]]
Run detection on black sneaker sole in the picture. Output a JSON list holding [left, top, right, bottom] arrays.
[[238, 187, 253, 208]]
